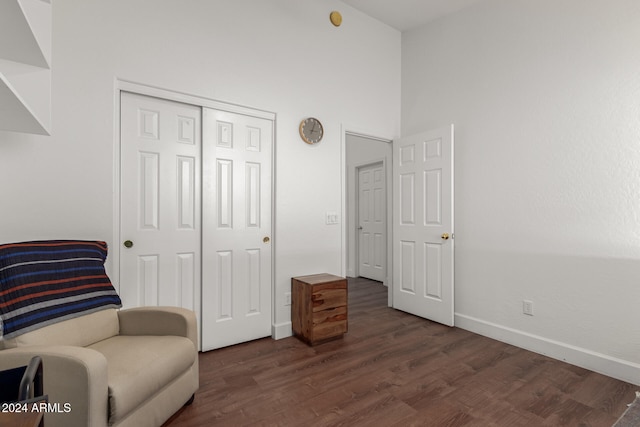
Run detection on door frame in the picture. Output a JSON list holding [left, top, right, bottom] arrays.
[[354, 160, 386, 281], [341, 126, 393, 306], [113, 79, 277, 335], [342, 125, 456, 312]]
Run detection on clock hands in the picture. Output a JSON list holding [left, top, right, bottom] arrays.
[[307, 122, 321, 140]]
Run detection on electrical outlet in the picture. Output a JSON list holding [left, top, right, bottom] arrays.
[[285, 292, 292, 306], [523, 300, 534, 316]]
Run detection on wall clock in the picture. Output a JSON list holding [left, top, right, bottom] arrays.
[[299, 117, 324, 144]]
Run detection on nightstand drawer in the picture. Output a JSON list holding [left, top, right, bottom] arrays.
[[312, 288, 346, 311]]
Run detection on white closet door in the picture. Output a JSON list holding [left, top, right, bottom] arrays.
[[201, 108, 273, 351], [119, 92, 201, 322]]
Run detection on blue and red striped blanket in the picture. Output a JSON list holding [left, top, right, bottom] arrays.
[[0, 240, 122, 340]]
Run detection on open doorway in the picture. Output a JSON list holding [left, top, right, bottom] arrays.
[[345, 132, 392, 294]]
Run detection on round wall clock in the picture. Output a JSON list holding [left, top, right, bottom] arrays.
[[299, 117, 324, 144]]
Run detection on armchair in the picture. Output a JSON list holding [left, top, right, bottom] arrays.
[[0, 240, 198, 427]]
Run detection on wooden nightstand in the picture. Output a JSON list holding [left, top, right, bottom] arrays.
[[291, 274, 348, 345]]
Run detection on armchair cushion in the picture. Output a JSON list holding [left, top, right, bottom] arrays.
[[88, 335, 196, 424]]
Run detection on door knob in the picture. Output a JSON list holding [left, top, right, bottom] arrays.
[[263, 236, 270, 243], [123, 240, 134, 248], [441, 233, 450, 240]]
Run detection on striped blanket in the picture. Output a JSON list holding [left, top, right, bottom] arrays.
[[0, 240, 122, 340]]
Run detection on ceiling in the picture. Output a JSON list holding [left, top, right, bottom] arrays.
[[340, 0, 486, 32]]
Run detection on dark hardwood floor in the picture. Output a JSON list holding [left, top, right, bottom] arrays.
[[165, 277, 636, 426]]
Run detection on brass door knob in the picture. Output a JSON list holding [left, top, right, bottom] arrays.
[[441, 233, 450, 240], [263, 236, 270, 243], [123, 240, 134, 248]]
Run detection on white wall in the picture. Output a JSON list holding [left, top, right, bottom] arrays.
[[0, 0, 400, 335], [402, 0, 640, 384]]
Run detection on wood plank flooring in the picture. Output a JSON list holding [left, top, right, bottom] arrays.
[[165, 277, 636, 426]]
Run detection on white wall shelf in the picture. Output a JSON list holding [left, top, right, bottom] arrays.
[[0, 0, 51, 135]]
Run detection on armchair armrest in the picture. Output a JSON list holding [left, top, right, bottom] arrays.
[[118, 306, 198, 351], [0, 345, 108, 427]]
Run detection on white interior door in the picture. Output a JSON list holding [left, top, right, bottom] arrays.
[[119, 92, 201, 320], [392, 125, 454, 326], [358, 162, 386, 282], [201, 108, 273, 351]]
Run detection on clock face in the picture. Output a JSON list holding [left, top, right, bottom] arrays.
[[299, 117, 323, 144]]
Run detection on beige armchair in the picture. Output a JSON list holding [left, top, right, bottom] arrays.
[[0, 306, 199, 427], [0, 240, 198, 426]]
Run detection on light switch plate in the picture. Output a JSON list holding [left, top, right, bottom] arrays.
[[326, 212, 339, 225]]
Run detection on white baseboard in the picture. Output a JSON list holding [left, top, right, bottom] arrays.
[[272, 322, 292, 340], [455, 313, 640, 386]]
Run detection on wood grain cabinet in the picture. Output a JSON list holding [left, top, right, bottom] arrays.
[[292, 274, 348, 345]]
